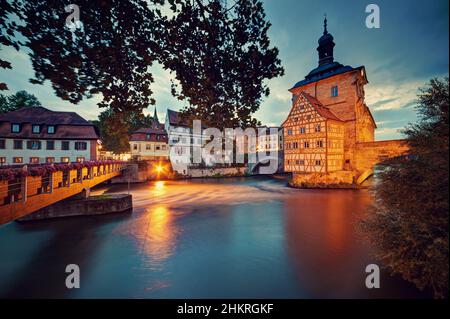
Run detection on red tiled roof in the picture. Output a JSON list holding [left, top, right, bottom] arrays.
[[129, 127, 168, 142], [167, 109, 189, 127], [300, 92, 343, 122], [0, 107, 99, 139], [0, 107, 92, 125], [132, 127, 166, 135]]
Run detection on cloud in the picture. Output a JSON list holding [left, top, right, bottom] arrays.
[[366, 79, 423, 111], [375, 127, 404, 140]]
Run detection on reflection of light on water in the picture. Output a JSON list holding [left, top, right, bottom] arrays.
[[142, 206, 177, 268], [155, 181, 165, 189], [324, 197, 346, 252], [152, 181, 166, 197]]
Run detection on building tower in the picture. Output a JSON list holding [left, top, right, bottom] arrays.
[[282, 17, 377, 185]]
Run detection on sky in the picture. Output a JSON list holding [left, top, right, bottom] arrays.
[[0, 0, 448, 140]]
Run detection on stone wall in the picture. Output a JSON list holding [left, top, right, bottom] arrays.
[[17, 194, 132, 221], [354, 139, 410, 172], [187, 166, 248, 178], [290, 171, 357, 189]]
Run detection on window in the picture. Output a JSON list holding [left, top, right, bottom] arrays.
[[61, 141, 70, 150], [75, 141, 87, 151], [46, 141, 55, 150], [146, 144, 151, 150], [133, 144, 138, 150], [13, 140, 23, 149], [162, 145, 167, 150], [11, 124, 21, 133], [293, 142, 298, 149], [304, 141, 310, 148], [156, 145, 161, 150], [315, 124, 321, 132], [13, 157, 23, 164], [60, 157, 70, 163], [47, 126, 55, 134], [316, 140, 324, 148], [27, 140, 42, 150], [299, 160, 305, 165], [76, 157, 85, 163], [0, 157, 5, 164], [300, 127, 306, 134], [0, 139, 5, 149], [287, 129, 293, 135], [331, 86, 338, 97], [32, 125, 41, 134], [315, 160, 322, 166], [46, 157, 55, 163], [29, 157, 40, 164], [146, 134, 151, 140]]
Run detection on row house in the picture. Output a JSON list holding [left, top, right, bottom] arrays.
[[129, 126, 169, 161], [0, 107, 100, 165]]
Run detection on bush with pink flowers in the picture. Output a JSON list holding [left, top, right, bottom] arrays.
[[0, 160, 125, 181]]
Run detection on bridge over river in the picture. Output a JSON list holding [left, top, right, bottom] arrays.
[[0, 162, 125, 225]]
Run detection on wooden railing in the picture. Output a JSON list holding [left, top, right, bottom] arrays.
[[0, 162, 125, 225]]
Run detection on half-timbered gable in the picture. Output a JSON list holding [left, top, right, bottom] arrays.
[[282, 92, 344, 173]]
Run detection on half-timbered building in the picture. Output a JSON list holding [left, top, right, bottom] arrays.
[[282, 17, 377, 182]]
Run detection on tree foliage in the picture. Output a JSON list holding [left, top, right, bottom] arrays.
[[0, 0, 21, 90], [92, 108, 158, 153], [162, 0, 284, 128], [15, 0, 164, 117], [0, 90, 42, 113], [361, 77, 449, 298], [0, 0, 283, 129]]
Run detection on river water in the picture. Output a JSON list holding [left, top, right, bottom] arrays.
[[0, 176, 424, 298]]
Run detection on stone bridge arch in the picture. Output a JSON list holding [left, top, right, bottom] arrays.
[[354, 139, 410, 184], [249, 156, 281, 174]]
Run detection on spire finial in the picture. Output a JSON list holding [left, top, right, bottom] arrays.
[[323, 14, 328, 34], [153, 106, 159, 124]]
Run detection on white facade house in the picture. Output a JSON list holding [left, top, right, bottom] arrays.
[[0, 107, 100, 165], [129, 127, 169, 161], [165, 109, 205, 175], [165, 109, 236, 175]]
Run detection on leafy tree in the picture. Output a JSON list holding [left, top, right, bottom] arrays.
[[361, 77, 449, 298], [0, 0, 21, 90], [1, 0, 283, 129], [15, 0, 164, 115], [162, 0, 284, 128], [93, 108, 158, 154], [92, 109, 130, 154], [0, 90, 42, 113]]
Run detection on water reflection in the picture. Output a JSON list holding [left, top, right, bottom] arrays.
[[283, 190, 373, 298], [141, 206, 178, 267], [0, 176, 425, 298]]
